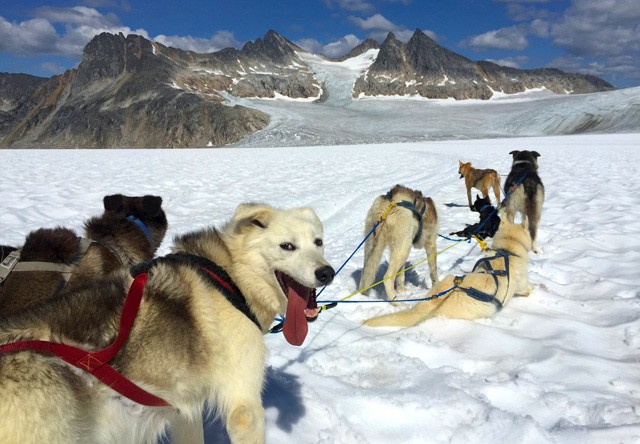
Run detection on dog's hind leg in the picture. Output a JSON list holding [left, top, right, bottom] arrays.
[[526, 188, 544, 253], [359, 235, 385, 295], [384, 236, 412, 300], [423, 230, 438, 286], [493, 179, 501, 205]]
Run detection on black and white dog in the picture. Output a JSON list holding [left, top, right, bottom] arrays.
[[450, 195, 500, 240], [503, 150, 544, 253]]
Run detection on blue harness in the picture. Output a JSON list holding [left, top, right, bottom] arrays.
[[453, 249, 513, 311]]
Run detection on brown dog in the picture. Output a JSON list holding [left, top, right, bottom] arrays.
[[458, 161, 501, 208], [0, 194, 167, 316]]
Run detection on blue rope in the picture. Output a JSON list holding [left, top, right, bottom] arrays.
[[316, 219, 381, 297], [317, 285, 455, 305]]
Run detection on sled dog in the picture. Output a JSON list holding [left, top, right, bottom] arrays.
[[364, 218, 531, 327], [502, 150, 544, 253], [0, 194, 167, 316], [359, 185, 438, 301], [458, 160, 501, 208], [450, 195, 501, 240], [0, 203, 334, 444]]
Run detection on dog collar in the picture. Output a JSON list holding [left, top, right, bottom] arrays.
[[132, 253, 262, 331], [126, 215, 153, 244]]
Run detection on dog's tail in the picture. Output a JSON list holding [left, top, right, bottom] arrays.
[[364, 299, 437, 327], [493, 173, 501, 204]]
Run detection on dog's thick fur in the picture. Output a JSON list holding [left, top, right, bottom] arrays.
[[0, 194, 167, 316], [450, 195, 501, 240], [359, 185, 438, 301], [364, 219, 531, 327], [502, 150, 544, 253], [0, 203, 334, 444], [458, 161, 501, 208]]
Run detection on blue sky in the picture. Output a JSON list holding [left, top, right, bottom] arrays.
[[1, 0, 638, 87]]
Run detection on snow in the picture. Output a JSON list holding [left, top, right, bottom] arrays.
[[1, 130, 639, 443], [2, 66, 640, 443]]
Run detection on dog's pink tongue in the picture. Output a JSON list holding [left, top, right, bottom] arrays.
[[282, 285, 310, 346]]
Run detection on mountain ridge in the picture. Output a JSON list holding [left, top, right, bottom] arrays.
[[0, 29, 616, 148]]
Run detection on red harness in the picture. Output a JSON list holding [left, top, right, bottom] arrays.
[[0, 272, 170, 407]]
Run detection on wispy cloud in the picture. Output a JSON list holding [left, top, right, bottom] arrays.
[[154, 31, 242, 53], [462, 26, 529, 51], [323, 0, 374, 12], [295, 34, 362, 58]]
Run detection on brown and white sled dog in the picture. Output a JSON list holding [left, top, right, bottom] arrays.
[[0, 203, 334, 444], [0, 194, 168, 316], [502, 150, 544, 253], [358, 185, 438, 301], [364, 219, 531, 328], [458, 160, 501, 208]]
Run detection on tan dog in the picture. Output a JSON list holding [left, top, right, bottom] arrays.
[[364, 219, 531, 327], [0, 194, 168, 316], [359, 185, 438, 301], [458, 160, 501, 208], [0, 203, 334, 444]]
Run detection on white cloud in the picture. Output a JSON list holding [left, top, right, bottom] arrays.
[[0, 8, 147, 58], [154, 31, 241, 53], [464, 26, 528, 50], [295, 35, 363, 58], [550, 0, 640, 57], [294, 38, 324, 54], [349, 13, 398, 32], [322, 34, 362, 58], [324, 0, 374, 12], [485, 55, 529, 69]]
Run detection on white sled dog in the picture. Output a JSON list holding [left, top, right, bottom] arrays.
[[0, 203, 334, 444], [359, 185, 438, 301], [364, 219, 531, 327]]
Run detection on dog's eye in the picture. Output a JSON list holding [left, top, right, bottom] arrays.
[[314, 238, 323, 247], [280, 242, 296, 251]]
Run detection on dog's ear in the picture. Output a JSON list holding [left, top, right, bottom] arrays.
[[103, 194, 124, 212], [509, 150, 519, 156], [532, 151, 541, 158], [232, 203, 273, 232], [143, 195, 163, 217]]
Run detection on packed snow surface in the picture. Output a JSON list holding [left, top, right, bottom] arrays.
[[1, 132, 639, 443]]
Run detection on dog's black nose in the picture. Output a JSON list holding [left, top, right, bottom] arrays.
[[315, 265, 335, 285]]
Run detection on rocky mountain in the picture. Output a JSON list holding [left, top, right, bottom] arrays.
[[0, 28, 615, 148], [353, 30, 613, 99], [0, 30, 319, 148]]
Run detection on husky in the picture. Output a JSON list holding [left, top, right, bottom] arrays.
[[458, 160, 501, 208], [364, 219, 532, 327], [450, 195, 501, 240], [0, 194, 168, 316], [358, 185, 438, 301], [502, 150, 544, 253], [0, 203, 334, 444]]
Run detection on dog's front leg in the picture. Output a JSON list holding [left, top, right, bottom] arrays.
[[170, 413, 204, 444], [226, 401, 265, 444]]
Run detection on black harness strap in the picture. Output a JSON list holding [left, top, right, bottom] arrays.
[[131, 253, 262, 330]]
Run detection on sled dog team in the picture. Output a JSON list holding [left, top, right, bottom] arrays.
[[0, 150, 542, 443]]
